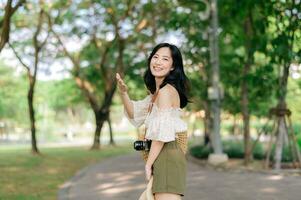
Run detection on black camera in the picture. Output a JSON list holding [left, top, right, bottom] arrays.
[[133, 140, 152, 151]]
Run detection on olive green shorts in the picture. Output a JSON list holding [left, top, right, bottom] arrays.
[[152, 140, 187, 196]]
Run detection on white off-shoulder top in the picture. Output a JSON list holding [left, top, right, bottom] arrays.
[[124, 94, 187, 142]]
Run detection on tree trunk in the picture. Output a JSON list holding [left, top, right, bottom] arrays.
[[208, 0, 223, 154], [274, 64, 290, 169], [203, 101, 211, 147], [107, 114, 115, 146], [241, 76, 251, 164], [242, 13, 253, 165], [28, 81, 39, 154], [274, 109, 286, 170], [66, 107, 77, 140], [91, 112, 106, 150], [232, 114, 238, 136], [0, 0, 26, 53], [0, 0, 12, 52], [90, 85, 116, 150]]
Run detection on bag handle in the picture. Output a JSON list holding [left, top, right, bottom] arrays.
[[143, 90, 159, 140], [148, 90, 159, 113]]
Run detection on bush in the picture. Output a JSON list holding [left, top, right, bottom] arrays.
[[190, 139, 300, 162], [269, 144, 296, 162], [253, 143, 265, 160], [293, 123, 301, 135], [222, 140, 244, 158], [296, 134, 301, 149], [189, 145, 211, 159], [189, 140, 265, 160]]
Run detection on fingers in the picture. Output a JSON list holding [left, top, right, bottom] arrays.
[[116, 73, 124, 84], [116, 73, 126, 88], [116, 73, 120, 80], [116, 73, 128, 94]]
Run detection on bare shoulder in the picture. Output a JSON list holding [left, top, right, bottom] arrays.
[[161, 83, 178, 96], [156, 84, 180, 108]]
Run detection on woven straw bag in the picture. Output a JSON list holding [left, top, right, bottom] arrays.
[[140, 91, 188, 162], [141, 131, 188, 162]]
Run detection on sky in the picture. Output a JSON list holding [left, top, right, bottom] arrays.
[[0, 30, 185, 81]]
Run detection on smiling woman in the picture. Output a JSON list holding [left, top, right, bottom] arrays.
[[144, 43, 190, 108], [116, 43, 191, 200], [150, 47, 174, 78]]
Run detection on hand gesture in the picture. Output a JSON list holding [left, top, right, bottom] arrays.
[[116, 73, 128, 95]]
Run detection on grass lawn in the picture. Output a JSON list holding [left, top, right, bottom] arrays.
[[0, 144, 132, 200]]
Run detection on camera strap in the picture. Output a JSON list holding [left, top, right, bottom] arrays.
[[144, 90, 159, 140]]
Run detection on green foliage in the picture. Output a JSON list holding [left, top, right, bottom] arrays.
[[0, 64, 29, 124], [43, 79, 84, 111], [264, 1, 301, 100], [222, 140, 245, 158], [0, 64, 89, 133], [287, 78, 301, 122], [190, 140, 261, 160], [293, 123, 301, 135], [190, 144, 211, 159], [1, 0, 301, 156], [157, 1, 210, 111], [47, 0, 168, 105], [297, 134, 301, 148], [219, 0, 279, 117], [223, 140, 264, 160], [190, 139, 301, 163], [269, 145, 295, 163]]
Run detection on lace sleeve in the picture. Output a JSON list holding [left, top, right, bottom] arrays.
[[145, 107, 187, 142], [124, 95, 151, 127]]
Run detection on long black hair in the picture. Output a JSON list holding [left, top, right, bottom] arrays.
[[143, 43, 191, 108]]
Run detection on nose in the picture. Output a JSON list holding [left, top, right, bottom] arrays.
[[154, 58, 162, 65]]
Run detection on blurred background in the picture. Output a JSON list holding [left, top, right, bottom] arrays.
[[0, 0, 301, 199]]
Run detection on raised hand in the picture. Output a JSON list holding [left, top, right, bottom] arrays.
[[116, 73, 128, 95]]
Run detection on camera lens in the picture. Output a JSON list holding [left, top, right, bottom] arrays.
[[134, 141, 145, 151]]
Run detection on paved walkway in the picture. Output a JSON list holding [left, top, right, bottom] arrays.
[[58, 153, 301, 200]]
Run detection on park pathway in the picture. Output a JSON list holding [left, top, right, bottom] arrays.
[[58, 153, 301, 200]]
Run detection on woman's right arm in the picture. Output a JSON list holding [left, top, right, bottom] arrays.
[[116, 73, 134, 119], [119, 92, 134, 119], [116, 73, 151, 127]]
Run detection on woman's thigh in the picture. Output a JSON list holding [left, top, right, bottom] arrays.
[[154, 192, 182, 200]]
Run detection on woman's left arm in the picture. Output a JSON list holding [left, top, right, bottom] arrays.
[[145, 140, 164, 180], [145, 85, 177, 180], [146, 141, 164, 167]]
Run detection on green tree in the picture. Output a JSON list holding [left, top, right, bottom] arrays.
[[0, 0, 26, 53], [0, 63, 28, 123], [9, 2, 50, 154], [47, 0, 168, 149], [265, 0, 301, 169], [218, 0, 279, 164]]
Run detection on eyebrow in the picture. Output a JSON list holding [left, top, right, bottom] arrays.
[[154, 54, 170, 58]]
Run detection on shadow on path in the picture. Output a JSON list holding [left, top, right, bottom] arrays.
[[58, 153, 301, 200]]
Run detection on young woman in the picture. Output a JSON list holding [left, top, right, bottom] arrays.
[[116, 43, 190, 200]]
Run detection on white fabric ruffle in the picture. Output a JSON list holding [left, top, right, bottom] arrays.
[[124, 95, 188, 142], [124, 95, 151, 127], [144, 104, 187, 142]]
